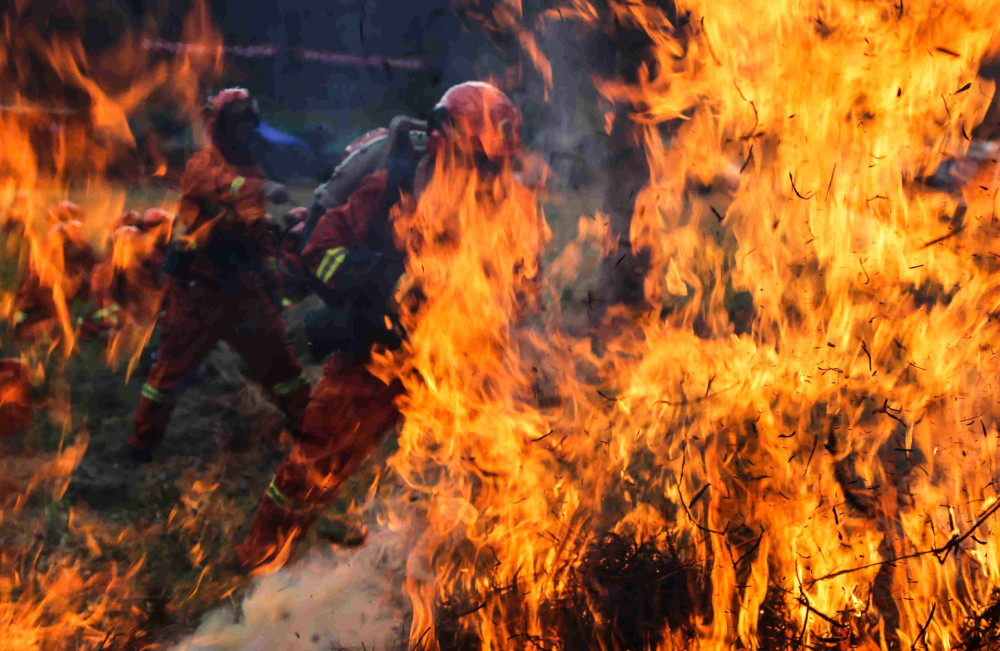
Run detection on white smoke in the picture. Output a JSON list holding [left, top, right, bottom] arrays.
[[173, 528, 412, 651]]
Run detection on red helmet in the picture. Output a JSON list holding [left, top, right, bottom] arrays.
[[117, 209, 141, 228], [428, 82, 520, 160], [50, 200, 82, 223], [205, 87, 260, 129], [210, 87, 253, 112]]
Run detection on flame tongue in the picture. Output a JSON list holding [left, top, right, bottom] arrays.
[[0, 0, 220, 356]]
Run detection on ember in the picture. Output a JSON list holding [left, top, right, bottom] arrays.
[[8, 0, 1000, 649]]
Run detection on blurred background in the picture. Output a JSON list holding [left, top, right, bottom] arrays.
[[12, 0, 611, 189]]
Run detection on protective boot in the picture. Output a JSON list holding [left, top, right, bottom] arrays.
[[235, 491, 320, 574]]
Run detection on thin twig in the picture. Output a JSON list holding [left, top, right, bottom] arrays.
[[920, 225, 966, 249], [808, 497, 1000, 585], [740, 145, 754, 173], [914, 603, 936, 649], [734, 526, 765, 568], [789, 172, 814, 199], [677, 450, 729, 535]]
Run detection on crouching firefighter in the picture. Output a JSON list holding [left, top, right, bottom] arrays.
[[236, 81, 523, 571], [128, 88, 311, 464]]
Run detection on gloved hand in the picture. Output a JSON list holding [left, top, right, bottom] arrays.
[[355, 295, 405, 351], [388, 272, 425, 314], [284, 206, 308, 227], [261, 181, 291, 205]]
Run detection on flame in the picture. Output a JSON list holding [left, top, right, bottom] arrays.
[[0, 2, 225, 648], [347, 0, 1000, 648], [0, 0, 220, 360]]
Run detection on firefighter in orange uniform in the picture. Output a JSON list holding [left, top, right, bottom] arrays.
[[88, 208, 175, 334], [273, 206, 314, 305], [11, 200, 97, 338], [236, 81, 523, 570], [128, 88, 310, 463]]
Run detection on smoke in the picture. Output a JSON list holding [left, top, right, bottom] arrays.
[[173, 528, 412, 651]]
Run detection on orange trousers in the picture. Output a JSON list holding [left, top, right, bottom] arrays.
[[131, 274, 310, 452], [237, 356, 403, 569]]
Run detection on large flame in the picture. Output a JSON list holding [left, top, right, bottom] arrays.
[[356, 0, 1000, 648], [0, 0, 220, 363]]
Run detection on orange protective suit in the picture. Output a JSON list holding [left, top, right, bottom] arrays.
[[129, 145, 309, 456], [237, 170, 403, 569]]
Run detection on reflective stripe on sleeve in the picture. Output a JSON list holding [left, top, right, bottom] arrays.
[[316, 247, 348, 284], [230, 176, 247, 198], [271, 372, 309, 396]]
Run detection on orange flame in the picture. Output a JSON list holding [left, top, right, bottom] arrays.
[[344, 0, 1000, 648], [0, 0, 220, 360], [0, 2, 225, 648]]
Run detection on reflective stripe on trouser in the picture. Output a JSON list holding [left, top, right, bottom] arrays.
[[264, 478, 325, 515], [140, 382, 177, 404]]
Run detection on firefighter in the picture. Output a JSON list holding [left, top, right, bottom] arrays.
[[128, 88, 311, 464], [88, 208, 175, 335], [11, 200, 97, 339], [273, 206, 313, 305], [236, 81, 523, 571]]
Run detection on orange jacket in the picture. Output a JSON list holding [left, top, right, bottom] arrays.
[[176, 145, 276, 280]]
